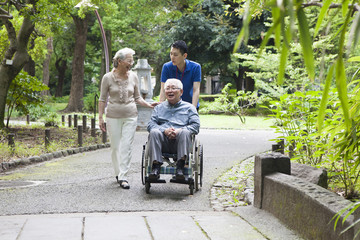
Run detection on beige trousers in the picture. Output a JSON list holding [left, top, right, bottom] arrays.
[[106, 117, 137, 180]]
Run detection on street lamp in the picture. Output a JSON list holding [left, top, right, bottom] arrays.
[[75, 0, 109, 121], [75, 0, 109, 73]]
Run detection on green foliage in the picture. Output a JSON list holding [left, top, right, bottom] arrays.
[[266, 83, 360, 199], [51, 96, 69, 104], [27, 105, 54, 121], [326, 79, 360, 199], [43, 112, 60, 127], [265, 89, 337, 166], [83, 83, 100, 112], [231, 47, 298, 99], [220, 83, 264, 123], [231, 0, 360, 234], [332, 201, 360, 238], [200, 83, 267, 122], [6, 71, 48, 127]]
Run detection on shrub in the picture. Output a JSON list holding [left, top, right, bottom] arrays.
[[43, 112, 60, 127], [6, 71, 48, 127]]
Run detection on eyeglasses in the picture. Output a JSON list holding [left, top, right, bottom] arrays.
[[122, 59, 134, 65], [165, 87, 181, 91]]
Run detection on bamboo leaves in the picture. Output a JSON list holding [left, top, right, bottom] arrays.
[[314, 0, 332, 37], [317, 64, 334, 131], [296, 5, 315, 81], [234, 0, 359, 132]]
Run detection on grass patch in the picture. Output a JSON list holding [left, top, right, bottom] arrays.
[[49, 103, 67, 112], [199, 114, 274, 130]]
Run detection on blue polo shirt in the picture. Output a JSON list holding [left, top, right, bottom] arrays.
[[161, 59, 201, 107]]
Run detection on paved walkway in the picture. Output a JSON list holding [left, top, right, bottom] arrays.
[[0, 125, 304, 240], [0, 210, 303, 240]]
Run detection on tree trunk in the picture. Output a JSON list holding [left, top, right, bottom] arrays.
[[64, 14, 90, 112], [245, 76, 255, 92], [0, 16, 35, 128], [234, 65, 244, 92], [55, 58, 67, 97], [153, 63, 162, 97], [23, 59, 35, 76], [42, 37, 53, 96], [23, 38, 36, 77]]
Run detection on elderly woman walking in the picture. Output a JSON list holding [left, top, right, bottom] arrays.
[[98, 48, 156, 189]]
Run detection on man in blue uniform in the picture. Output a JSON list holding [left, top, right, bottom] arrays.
[[160, 40, 201, 110]]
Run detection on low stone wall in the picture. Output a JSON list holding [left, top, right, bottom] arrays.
[[254, 152, 360, 240]]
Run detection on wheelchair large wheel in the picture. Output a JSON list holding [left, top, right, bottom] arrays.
[[141, 144, 146, 185], [193, 139, 203, 192], [141, 142, 150, 186], [199, 144, 203, 187]]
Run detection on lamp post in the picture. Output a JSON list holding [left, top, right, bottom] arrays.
[[75, 0, 109, 73], [75, 0, 110, 123], [94, 9, 109, 73]]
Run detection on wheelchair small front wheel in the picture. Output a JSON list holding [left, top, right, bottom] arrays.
[[145, 182, 151, 194], [189, 182, 194, 195]]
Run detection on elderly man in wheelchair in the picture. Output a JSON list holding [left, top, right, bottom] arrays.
[[147, 78, 200, 183]]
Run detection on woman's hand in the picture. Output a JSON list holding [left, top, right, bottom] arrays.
[[149, 102, 160, 108], [99, 118, 106, 132]]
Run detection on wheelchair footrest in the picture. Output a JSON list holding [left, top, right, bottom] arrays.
[[170, 177, 193, 184], [146, 178, 166, 183]]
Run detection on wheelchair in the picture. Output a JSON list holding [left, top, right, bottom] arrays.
[[141, 135, 203, 195]]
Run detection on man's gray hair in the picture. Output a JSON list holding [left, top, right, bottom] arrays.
[[164, 78, 183, 90], [113, 48, 135, 67]]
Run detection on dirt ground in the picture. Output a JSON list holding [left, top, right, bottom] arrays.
[[0, 126, 103, 163]]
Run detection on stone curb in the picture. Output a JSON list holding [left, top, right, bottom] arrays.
[[0, 143, 111, 173], [210, 156, 255, 211]]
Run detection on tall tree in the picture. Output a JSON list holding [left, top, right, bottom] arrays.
[[54, 58, 68, 97], [64, 0, 114, 111], [64, 13, 90, 112], [42, 37, 53, 96], [0, 0, 74, 128], [0, 0, 36, 128], [51, 18, 75, 97]]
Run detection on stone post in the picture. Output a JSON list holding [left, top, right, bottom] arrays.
[[133, 59, 154, 130], [254, 152, 290, 209], [272, 139, 284, 154], [45, 129, 51, 149], [91, 118, 96, 137], [74, 114, 78, 128], [78, 125, 83, 147], [82, 115, 87, 132], [8, 133, 15, 149], [68, 115, 72, 128]]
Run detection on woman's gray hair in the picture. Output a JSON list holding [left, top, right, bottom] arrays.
[[164, 78, 183, 90], [113, 48, 135, 68]]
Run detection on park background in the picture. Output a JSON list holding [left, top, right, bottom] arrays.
[[2, 0, 360, 232]]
